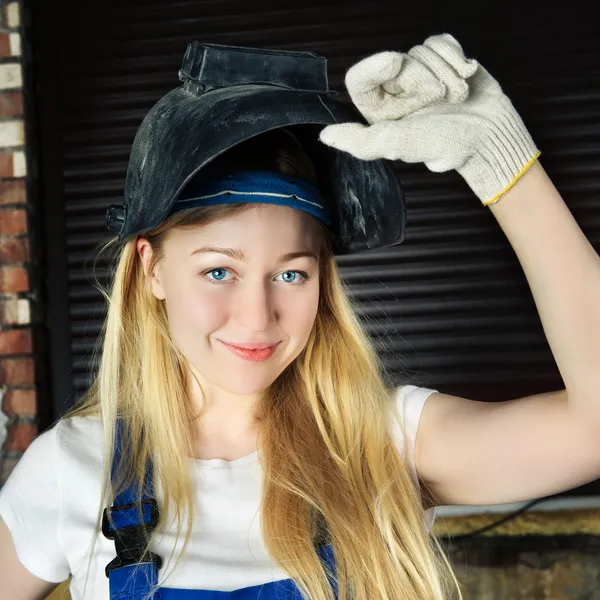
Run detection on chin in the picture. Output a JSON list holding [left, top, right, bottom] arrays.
[[208, 362, 288, 395], [215, 374, 279, 396]]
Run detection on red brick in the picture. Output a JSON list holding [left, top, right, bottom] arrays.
[[0, 236, 27, 262], [0, 208, 26, 235], [2, 389, 36, 416], [0, 35, 10, 57], [0, 179, 26, 204], [0, 91, 23, 118], [4, 421, 38, 453], [0, 266, 28, 292], [0, 153, 13, 177], [0, 357, 34, 384], [0, 328, 31, 355]]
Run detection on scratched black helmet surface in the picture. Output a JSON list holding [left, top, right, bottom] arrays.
[[106, 42, 406, 255]]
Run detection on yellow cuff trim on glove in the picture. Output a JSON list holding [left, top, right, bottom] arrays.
[[482, 151, 542, 206]]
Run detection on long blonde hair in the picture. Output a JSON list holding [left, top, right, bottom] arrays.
[[64, 129, 461, 600]]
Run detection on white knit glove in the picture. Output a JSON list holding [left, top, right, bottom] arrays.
[[319, 34, 541, 205]]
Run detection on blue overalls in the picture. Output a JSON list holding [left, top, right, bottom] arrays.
[[101, 419, 339, 599]]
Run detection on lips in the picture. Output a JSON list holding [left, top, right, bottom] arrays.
[[218, 340, 280, 362], [223, 342, 279, 350]]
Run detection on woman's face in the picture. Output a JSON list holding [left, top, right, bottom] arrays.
[[138, 204, 322, 397]]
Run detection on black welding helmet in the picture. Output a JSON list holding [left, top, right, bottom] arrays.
[[105, 42, 406, 255]]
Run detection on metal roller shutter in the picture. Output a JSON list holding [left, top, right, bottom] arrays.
[[31, 1, 600, 496]]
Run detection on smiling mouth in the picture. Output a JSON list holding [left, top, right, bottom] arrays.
[[218, 340, 280, 362], [221, 341, 279, 350]]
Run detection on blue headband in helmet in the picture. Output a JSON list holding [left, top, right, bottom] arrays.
[[168, 170, 332, 226]]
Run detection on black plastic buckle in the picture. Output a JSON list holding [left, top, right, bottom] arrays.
[[102, 498, 159, 540], [104, 544, 163, 578], [102, 499, 162, 578]]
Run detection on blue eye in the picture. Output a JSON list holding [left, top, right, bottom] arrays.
[[276, 271, 308, 284], [205, 268, 233, 282]]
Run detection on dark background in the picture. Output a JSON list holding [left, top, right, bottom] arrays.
[[25, 1, 600, 495]]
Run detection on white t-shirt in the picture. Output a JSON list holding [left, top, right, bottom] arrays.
[[0, 385, 436, 598]]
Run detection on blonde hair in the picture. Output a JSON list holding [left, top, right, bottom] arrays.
[[63, 129, 461, 600]]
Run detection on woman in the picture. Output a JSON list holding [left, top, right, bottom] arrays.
[[1, 34, 600, 600]]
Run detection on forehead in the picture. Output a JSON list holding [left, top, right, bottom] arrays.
[[166, 204, 322, 255]]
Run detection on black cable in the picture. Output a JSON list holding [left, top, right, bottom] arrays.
[[443, 497, 548, 541]]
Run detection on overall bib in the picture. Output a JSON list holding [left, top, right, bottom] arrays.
[[101, 420, 339, 599]]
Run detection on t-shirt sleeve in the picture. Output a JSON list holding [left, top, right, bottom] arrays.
[[391, 384, 438, 529], [0, 421, 70, 582]]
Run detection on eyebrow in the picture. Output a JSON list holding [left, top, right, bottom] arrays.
[[190, 246, 318, 264]]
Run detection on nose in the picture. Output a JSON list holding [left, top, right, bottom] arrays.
[[233, 280, 276, 332]]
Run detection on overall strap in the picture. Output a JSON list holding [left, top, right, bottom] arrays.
[[101, 418, 163, 600]]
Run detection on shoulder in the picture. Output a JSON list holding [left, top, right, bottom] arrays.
[[387, 385, 437, 474], [0, 416, 103, 582], [55, 415, 105, 478], [55, 415, 104, 453], [388, 385, 439, 528], [4, 415, 105, 487], [388, 385, 437, 446]]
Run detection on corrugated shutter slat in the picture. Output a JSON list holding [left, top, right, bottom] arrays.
[[37, 4, 599, 452]]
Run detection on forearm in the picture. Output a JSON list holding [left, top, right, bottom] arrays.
[[489, 160, 600, 415]]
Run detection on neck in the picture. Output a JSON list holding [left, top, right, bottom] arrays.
[[187, 366, 262, 461]]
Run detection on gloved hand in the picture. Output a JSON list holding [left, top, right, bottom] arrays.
[[319, 34, 541, 205]]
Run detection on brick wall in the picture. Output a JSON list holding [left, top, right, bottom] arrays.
[[0, 0, 39, 482]]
